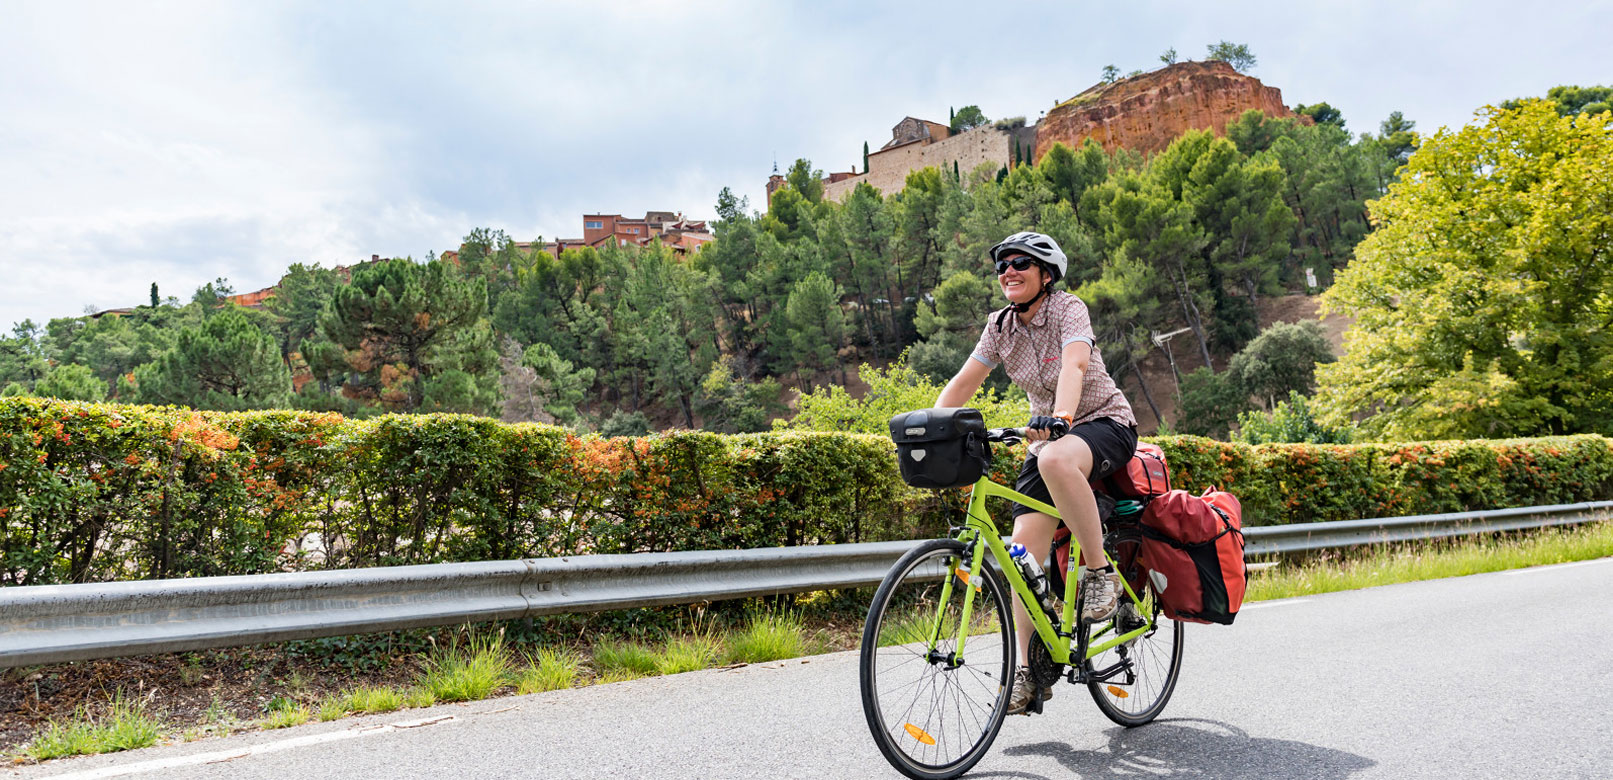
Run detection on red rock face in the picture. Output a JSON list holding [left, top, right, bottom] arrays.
[[1034, 60, 1299, 161]]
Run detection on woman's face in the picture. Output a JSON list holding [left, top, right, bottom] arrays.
[[997, 255, 1046, 305]]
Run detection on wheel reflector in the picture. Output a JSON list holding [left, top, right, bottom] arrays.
[[954, 567, 980, 590], [1106, 685, 1129, 698], [904, 724, 937, 745]]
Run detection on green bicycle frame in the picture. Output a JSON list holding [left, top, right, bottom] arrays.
[[945, 476, 1154, 667]]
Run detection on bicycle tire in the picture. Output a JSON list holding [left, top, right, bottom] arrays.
[[860, 539, 1015, 780], [1080, 552, 1184, 727]]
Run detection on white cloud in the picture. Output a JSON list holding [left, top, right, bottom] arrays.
[[1, 0, 1608, 329]]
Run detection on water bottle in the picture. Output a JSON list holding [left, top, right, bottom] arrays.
[[1009, 543, 1056, 613]]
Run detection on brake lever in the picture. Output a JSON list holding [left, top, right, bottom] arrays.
[[986, 427, 1027, 444]]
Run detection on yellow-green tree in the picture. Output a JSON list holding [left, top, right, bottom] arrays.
[[1315, 101, 1613, 440]]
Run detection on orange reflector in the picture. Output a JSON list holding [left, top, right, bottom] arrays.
[[1106, 685, 1130, 698], [954, 567, 980, 590], [904, 723, 937, 745]]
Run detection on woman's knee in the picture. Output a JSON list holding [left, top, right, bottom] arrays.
[[1038, 436, 1094, 480]]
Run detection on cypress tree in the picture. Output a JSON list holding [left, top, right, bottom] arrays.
[[953, 160, 960, 180], [149, 283, 159, 308], [863, 141, 869, 175]]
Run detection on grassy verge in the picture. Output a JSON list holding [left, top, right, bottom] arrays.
[[1248, 520, 1613, 602]]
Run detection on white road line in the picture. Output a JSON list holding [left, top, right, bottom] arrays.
[[1241, 598, 1312, 610], [41, 715, 459, 780], [1500, 558, 1613, 576]]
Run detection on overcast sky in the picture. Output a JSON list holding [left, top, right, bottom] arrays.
[[2, 0, 1608, 330]]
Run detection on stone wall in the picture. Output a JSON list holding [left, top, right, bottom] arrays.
[[1034, 60, 1297, 161], [824, 126, 1011, 202]]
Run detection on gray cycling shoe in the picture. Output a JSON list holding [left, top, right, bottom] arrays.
[[1006, 667, 1054, 715], [1080, 568, 1120, 623]]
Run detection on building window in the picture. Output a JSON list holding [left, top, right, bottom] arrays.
[[627, 228, 639, 234], [585, 220, 603, 229]]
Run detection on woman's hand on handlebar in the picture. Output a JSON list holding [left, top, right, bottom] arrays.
[[1026, 415, 1069, 442]]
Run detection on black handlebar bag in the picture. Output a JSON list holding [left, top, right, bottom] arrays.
[[889, 408, 989, 489]]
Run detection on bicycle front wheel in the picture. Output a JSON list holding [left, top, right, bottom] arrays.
[[860, 539, 1015, 780]]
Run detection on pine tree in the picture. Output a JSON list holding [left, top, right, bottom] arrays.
[[131, 309, 291, 410], [312, 258, 498, 413]]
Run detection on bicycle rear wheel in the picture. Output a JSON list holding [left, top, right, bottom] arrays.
[[860, 539, 1015, 780], [1082, 577, 1184, 727]]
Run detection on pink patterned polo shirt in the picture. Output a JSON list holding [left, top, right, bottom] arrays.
[[970, 291, 1136, 455]]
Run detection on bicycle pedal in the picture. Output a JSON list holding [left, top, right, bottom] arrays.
[[1026, 696, 1044, 716]]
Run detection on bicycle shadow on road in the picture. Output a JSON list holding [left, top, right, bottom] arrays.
[[989, 718, 1376, 779]]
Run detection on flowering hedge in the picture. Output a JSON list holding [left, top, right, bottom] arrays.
[[0, 398, 917, 585], [3, 397, 1611, 585], [1152, 435, 1613, 526]]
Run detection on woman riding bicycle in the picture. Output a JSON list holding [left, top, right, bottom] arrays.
[[932, 230, 1138, 715]]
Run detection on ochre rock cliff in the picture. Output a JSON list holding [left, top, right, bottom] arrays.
[[1034, 60, 1299, 161]]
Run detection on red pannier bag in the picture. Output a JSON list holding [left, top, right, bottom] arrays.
[[1137, 488, 1247, 625], [1097, 442, 1170, 498], [1051, 444, 1173, 592]]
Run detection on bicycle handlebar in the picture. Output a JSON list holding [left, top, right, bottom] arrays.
[[985, 425, 1067, 444]]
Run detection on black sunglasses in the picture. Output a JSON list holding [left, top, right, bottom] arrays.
[[994, 256, 1037, 275]]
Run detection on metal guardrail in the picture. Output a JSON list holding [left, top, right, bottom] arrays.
[[1241, 500, 1613, 556], [2, 501, 1608, 668]]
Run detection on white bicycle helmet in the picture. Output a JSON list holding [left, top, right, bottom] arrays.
[[988, 231, 1067, 283]]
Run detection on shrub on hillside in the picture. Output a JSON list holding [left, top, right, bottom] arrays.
[[1235, 392, 1353, 445], [783, 357, 1028, 436]]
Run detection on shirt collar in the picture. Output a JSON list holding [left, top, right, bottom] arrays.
[[1001, 292, 1055, 335], [1029, 293, 1054, 327]]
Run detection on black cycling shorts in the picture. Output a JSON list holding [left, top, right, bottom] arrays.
[[1010, 417, 1139, 519]]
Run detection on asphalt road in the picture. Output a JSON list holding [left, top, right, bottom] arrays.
[[10, 558, 1612, 780]]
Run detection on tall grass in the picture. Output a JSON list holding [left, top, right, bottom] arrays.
[[591, 640, 660, 680], [517, 649, 583, 694], [23, 696, 162, 760], [261, 702, 311, 730], [721, 612, 808, 664], [340, 685, 405, 714], [656, 634, 721, 675], [416, 631, 511, 702]]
